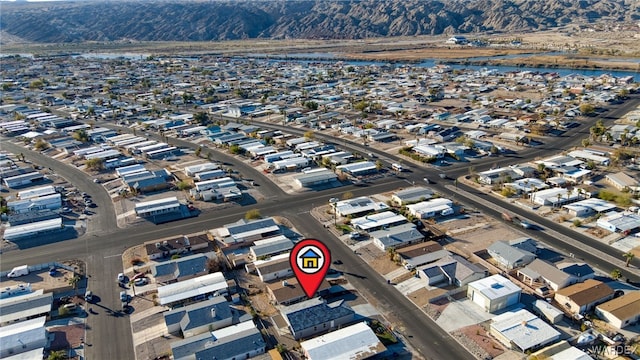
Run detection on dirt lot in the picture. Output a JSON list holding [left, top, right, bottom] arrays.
[[451, 323, 505, 360], [435, 213, 521, 255], [0, 260, 85, 294]]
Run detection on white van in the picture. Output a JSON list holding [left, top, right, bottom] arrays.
[[392, 163, 403, 172], [7, 265, 29, 278]]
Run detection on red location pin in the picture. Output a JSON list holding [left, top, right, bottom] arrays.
[[290, 238, 331, 299]]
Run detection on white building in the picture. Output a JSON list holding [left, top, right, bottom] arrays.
[[157, 272, 227, 306], [334, 196, 389, 217], [184, 162, 219, 177], [16, 185, 56, 200], [406, 198, 454, 219], [490, 309, 561, 353], [467, 275, 522, 313], [7, 193, 61, 214], [351, 211, 409, 232], [0, 316, 47, 358], [300, 322, 386, 360], [530, 188, 580, 207], [3, 218, 64, 241], [134, 197, 181, 217]]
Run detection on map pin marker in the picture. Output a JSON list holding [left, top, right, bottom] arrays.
[[290, 238, 331, 299]]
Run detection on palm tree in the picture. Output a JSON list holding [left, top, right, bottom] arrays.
[[623, 252, 635, 267], [68, 275, 81, 295]]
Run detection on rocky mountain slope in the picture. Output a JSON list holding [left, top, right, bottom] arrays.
[[1, 0, 638, 43]]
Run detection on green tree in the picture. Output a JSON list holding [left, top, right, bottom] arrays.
[[85, 158, 104, 171], [304, 101, 319, 111], [245, 209, 261, 220], [193, 111, 209, 125], [176, 181, 192, 191], [579, 103, 596, 115], [72, 129, 89, 143], [610, 268, 622, 280], [33, 139, 49, 151], [229, 144, 243, 155], [375, 160, 383, 170], [47, 350, 67, 360]]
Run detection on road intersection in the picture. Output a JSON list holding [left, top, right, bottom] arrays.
[[1, 94, 639, 359]]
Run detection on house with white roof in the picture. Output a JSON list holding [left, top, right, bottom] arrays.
[[333, 196, 389, 218], [596, 212, 640, 234], [370, 223, 425, 251], [0, 316, 47, 358], [467, 275, 522, 313], [563, 198, 616, 218], [300, 322, 386, 360], [336, 161, 378, 177], [351, 211, 409, 232], [531, 340, 593, 360], [406, 198, 454, 219], [157, 272, 228, 306], [530, 188, 580, 207], [490, 309, 560, 353], [250, 236, 293, 259], [216, 217, 281, 247]]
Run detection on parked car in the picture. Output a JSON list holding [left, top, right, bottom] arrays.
[[84, 290, 94, 302], [117, 273, 125, 283], [134, 277, 148, 286], [49, 266, 57, 276], [120, 291, 128, 302]]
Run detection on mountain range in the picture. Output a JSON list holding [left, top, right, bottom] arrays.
[[1, 0, 638, 43]]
